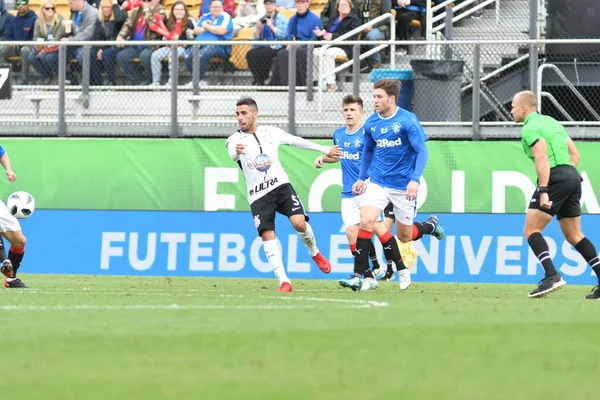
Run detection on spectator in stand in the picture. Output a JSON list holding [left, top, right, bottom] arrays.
[[268, 0, 320, 86], [29, 0, 65, 84], [319, 0, 358, 28], [0, 0, 36, 85], [313, 0, 360, 92], [245, 0, 287, 86], [393, 0, 425, 55], [149, 0, 194, 85], [115, 0, 165, 85], [358, 0, 390, 72], [183, 0, 233, 86], [0, 0, 14, 43], [197, 0, 234, 19], [232, 0, 264, 31], [61, 0, 98, 84], [92, 0, 127, 85]]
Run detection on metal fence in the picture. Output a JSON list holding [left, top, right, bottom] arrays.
[[2, 34, 600, 139]]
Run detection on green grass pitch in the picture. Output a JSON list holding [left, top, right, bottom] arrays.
[[1, 274, 598, 400]]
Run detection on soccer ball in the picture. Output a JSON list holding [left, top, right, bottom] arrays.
[[7, 191, 35, 219], [397, 240, 418, 269]]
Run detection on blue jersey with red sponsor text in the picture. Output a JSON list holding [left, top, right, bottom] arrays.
[[363, 106, 428, 190], [333, 124, 365, 198]]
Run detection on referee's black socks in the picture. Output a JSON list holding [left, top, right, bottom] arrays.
[[527, 232, 558, 277], [574, 237, 600, 282]]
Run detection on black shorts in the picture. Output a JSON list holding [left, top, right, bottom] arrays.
[[250, 183, 308, 235], [529, 165, 582, 220], [384, 202, 395, 221]]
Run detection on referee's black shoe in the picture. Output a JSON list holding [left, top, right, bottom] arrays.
[[528, 273, 566, 298], [585, 286, 600, 300]]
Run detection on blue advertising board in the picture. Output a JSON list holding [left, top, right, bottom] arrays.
[[19, 210, 600, 285]]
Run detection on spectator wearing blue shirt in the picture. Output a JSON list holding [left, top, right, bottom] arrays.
[[0, 0, 37, 84], [183, 0, 233, 85], [268, 0, 320, 86]]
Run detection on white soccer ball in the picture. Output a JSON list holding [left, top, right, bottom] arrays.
[[7, 191, 35, 219]]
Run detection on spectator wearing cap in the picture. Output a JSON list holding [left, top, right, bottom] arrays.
[[268, 0, 321, 86], [245, 0, 287, 86]]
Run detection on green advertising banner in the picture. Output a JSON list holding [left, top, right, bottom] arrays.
[[0, 138, 599, 213]]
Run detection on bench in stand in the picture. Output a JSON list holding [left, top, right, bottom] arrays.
[[25, 94, 87, 119], [187, 94, 239, 120]]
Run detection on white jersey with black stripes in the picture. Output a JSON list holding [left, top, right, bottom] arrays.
[[226, 125, 330, 205]]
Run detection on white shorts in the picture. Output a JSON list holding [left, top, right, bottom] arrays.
[[361, 182, 417, 226], [341, 195, 382, 229], [0, 202, 21, 233]]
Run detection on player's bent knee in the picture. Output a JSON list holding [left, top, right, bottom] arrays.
[[5, 231, 26, 248], [564, 232, 584, 247], [397, 233, 411, 243], [292, 220, 307, 233]]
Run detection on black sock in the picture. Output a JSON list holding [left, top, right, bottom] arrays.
[[354, 235, 372, 276], [8, 246, 25, 277], [412, 221, 435, 241], [364, 269, 374, 279], [574, 237, 600, 282], [381, 236, 407, 271], [386, 259, 393, 272], [368, 242, 380, 269], [0, 238, 6, 262], [527, 232, 557, 277]]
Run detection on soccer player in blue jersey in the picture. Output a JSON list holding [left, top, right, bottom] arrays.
[[344, 79, 445, 291], [315, 95, 406, 291]]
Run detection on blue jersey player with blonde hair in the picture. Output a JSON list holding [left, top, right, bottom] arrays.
[[315, 95, 407, 291], [342, 79, 445, 291]]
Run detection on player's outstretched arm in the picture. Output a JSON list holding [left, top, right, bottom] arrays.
[[280, 131, 341, 157], [314, 155, 339, 168], [0, 149, 16, 183]]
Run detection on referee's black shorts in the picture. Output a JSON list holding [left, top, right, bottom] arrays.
[[529, 164, 582, 219]]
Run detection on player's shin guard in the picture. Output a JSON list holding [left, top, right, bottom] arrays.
[[412, 222, 434, 241], [298, 223, 319, 257], [527, 233, 557, 277], [379, 231, 407, 271], [574, 237, 600, 283], [263, 239, 289, 284], [354, 229, 373, 276]]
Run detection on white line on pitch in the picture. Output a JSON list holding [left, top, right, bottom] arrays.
[[0, 304, 314, 311], [260, 295, 389, 308]]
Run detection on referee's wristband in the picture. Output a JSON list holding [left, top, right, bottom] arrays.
[[538, 186, 549, 194]]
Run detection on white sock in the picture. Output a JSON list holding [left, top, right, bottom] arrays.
[[263, 239, 289, 284], [298, 223, 319, 257]]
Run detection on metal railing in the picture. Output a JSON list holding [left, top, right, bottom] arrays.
[[1, 38, 600, 139]]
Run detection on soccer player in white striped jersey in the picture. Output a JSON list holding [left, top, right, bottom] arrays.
[[226, 98, 342, 292]]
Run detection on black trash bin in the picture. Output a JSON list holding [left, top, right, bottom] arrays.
[[409, 59, 464, 121]]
